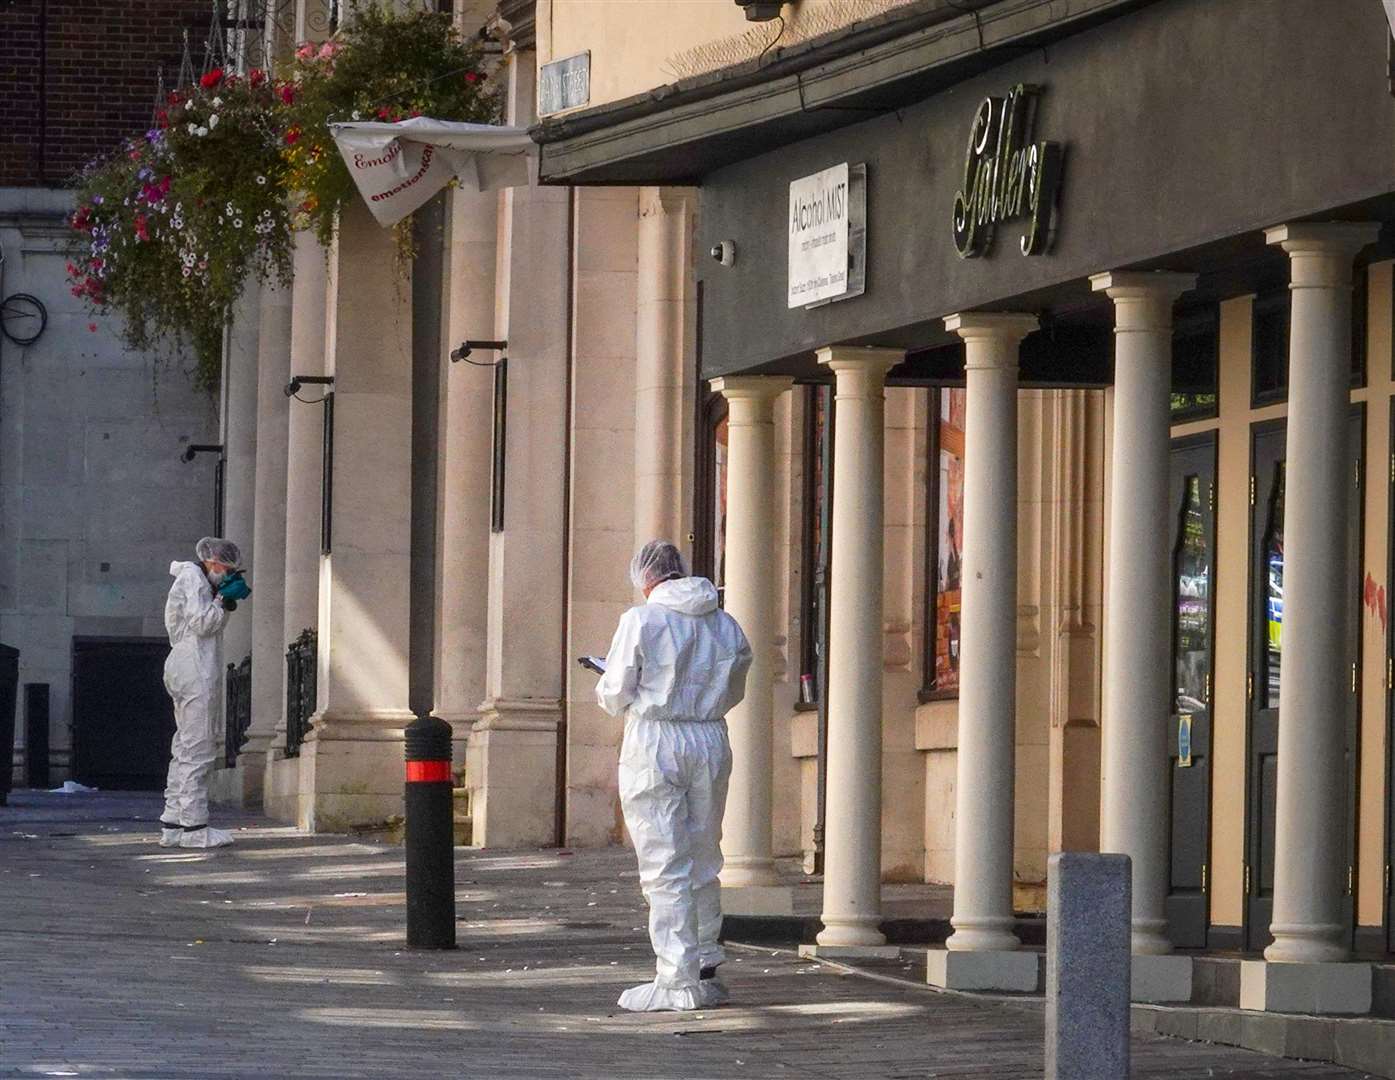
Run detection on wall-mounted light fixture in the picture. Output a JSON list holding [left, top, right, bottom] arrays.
[[286, 374, 336, 554], [179, 442, 225, 534], [735, 0, 782, 21]]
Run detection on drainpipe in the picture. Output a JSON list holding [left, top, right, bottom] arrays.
[[556, 186, 576, 848]]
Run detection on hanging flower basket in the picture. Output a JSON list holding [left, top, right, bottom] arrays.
[[66, 5, 499, 391]]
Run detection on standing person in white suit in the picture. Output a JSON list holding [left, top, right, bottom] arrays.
[[596, 540, 753, 1012], [158, 537, 243, 850]]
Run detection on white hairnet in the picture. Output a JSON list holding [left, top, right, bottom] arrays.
[[196, 537, 243, 570], [630, 540, 688, 592]]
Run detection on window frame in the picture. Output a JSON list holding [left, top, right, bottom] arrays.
[[920, 386, 965, 704]]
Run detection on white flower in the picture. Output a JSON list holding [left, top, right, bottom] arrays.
[[196, 126, 208, 137], [233, 219, 243, 229], [187, 123, 198, 135], [182, 267, 192, 278], [208, 114, 219, 129], [211, 96, 223, 107], [255, 175, 267, 185], [184, 100, 194, 111], [351, 110, 361, 120]]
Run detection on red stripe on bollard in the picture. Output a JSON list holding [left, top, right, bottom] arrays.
[[405, 760, 452, 783]]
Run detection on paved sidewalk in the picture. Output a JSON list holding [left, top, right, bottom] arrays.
[[0, 791, 1376, 1079]]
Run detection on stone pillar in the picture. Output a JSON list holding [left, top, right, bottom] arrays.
[[434, 186, 497, 766], [807, 346, 902, 955], [466, 50, 568, 847], [232, 274, 293, 804], [1092, 270, 1196, 1002], [713, 376, 794, 908], [1241, 221, 1378, 1017], [634, 187, 696, 546], [263, 233, 327, 823], [220, 287, 260, 672], [297, 196, 415, 833], [929, 312, 1040, 992]]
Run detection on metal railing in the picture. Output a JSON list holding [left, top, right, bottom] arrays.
[[224, 656, 252, 768], [285, 630, 317, 759]]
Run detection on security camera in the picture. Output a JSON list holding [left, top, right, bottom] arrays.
[[710, 240, 737, 267]]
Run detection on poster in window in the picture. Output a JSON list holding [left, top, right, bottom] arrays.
[[936, 390, 966, 692]]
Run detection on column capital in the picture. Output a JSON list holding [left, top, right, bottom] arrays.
[[640, 185, 698, 218], [1090, 270, 1196, 303], [944, 311, 1038, 344], [815, 345, 904, 374], [710, 375, 796, 403], [1265, 221, 1381, 259]]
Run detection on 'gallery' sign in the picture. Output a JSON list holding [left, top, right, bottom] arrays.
[[788, 162, 850, 307], [951, 83, 1063, 258]]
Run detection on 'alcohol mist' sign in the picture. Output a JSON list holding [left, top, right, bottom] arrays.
[[788, 162, 850, 308]]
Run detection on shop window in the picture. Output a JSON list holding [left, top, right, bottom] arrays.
[[1252, 275, 1366, 406], [798, 385, 833, 708], [693, 392, 729, 590], [1173, 475, 1211, 713], [1171, 311, 1218, 422], [1252, 291, 1290, 407], [1261, 461, 1286, 709], [921, 387, 966, 701]]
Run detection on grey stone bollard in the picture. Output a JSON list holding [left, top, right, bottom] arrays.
[[1046, 852, 1131, 1080]]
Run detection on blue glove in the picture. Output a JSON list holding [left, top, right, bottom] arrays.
[[218, 571, 251, 602]]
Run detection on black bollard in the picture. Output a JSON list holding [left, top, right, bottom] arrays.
[[404, 712, 456, 949]]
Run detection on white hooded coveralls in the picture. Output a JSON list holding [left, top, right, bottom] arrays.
[[597, 577, 753, 1011], [161, 561, 227, 830]]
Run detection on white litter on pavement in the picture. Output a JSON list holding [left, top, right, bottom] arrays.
[[49, 781, 99, 794]]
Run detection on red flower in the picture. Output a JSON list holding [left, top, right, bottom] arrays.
[[88, 323, 98, 333], [278, 83, 296, 106], [284, 126, 301, 146], [249, 68, 267, 88], [133, 214, 150, 242], [71, 206, 93, 231], [464, 72, 479, 84], [200, 68, 224, 90], [155, 108, 168, 127], [168, 91, 182, 106]]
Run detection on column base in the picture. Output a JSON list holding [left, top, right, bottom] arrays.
[[927, 948, 1042, 992], [207, 749, 268, 809], [721, 884, 796, 916], [467, 700, 560, 847], [262, 749, 300, 825], [1131, 953, 1193, 1003], [815, 916, 886, 949], [296, 708, 414, 833], [798, 942, 901, 960], [1239, 960, 1372, 1015]]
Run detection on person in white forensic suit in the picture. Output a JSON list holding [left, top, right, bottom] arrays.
[[596, 540, 753, 1012], [158, 537, 241, 850]]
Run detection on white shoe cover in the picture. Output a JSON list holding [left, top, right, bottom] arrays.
[[617, 980, 704, 1012], [698, 977, 730, 1008], [158, 828, 182, 848], [179, 826, 234, 849]]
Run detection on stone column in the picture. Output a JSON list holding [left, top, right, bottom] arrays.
[[434, 186, 498, 765], [634, 187, 696, 546], [713, 376, 794, 907], [233, 273, 294, 803], [808, 346, 902, 955], [220, 287, 260, 671], [467, 50, 569, 847], [263, 233, 327, 823], [1241, 222, 1378, 1017], [297, 196, 415, 833], [929, 312, 1040, 992], [1092, 271, 1195, 1002]]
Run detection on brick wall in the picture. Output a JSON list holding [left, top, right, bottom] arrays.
[[0, 0, 213, 187]]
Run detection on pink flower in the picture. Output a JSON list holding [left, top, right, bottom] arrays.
[[317, 41, 337, 60], [295, 42, 315, 60], [464, 72, 479, 84]]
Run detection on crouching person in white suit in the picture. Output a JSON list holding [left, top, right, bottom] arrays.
[[596, 540, 753, 1012]]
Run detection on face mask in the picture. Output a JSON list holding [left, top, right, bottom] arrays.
[[207, 568, 227, 587]]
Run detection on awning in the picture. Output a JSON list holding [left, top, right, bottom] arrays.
[[329, 118, 537, 227]]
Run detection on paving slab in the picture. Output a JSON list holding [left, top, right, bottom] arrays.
[[0, 790, 1378, 1079]]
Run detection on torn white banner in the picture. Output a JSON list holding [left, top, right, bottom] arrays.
[[329, 118, 537, 227]]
